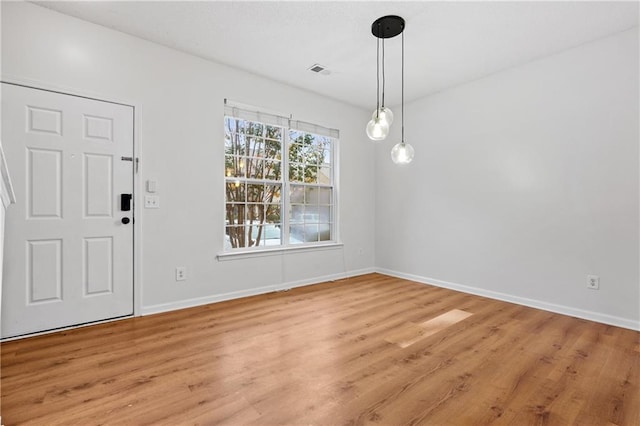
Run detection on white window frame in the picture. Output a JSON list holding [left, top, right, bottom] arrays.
[[219, 101, 340, 258]]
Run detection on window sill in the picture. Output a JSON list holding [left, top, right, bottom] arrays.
[[217, 242, 344, 261]]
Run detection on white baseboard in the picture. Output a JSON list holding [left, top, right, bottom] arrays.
[[141, 267, 376, 316], [376, 268, 640, 331]]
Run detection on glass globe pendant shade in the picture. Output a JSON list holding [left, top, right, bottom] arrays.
[[372, 107, 394, 126], [366, 117, 389, 141], [391, 142, 415, 165]]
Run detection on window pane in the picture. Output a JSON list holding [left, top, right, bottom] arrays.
[[290, 204, 304, 223], [290, 224, 303, 244], [225, 182, 245, 203], [264, 184, 281, 204], [266, 204, 281, 223], [226, 225, 247, 248], [225, 156, 245, 179], [248, 136, 265, 158], [246, 204, 262, 222], [289, 137, 305, 164], [224, 132, 233, 150], [309, 138, 323, 165], [304, 224, 319, 242], [266, 125, 282, 140], [289, 130, 303, 141], [258, 223, 282, 246], [245, 122, 263, 136], [287, 185, 332, 240], [318, 166, 331, 184], [322, 149, 331, 164], [264, 161, 281, 181], [319, 224, 331, 241], [236, 119, 247, 134], [225, 133, 245, 156], [225, 117, 237, 133], [236, 158, 247, 178], [305, 186, 319, 205], [318, 206, 331, 222], [260, 204, 282, 246], [246, 158, 263, 179], [304, 212, 319, 224], [265, 140, 281, 161], [247, 223, 265, 247], [245, 184, 263, 202], [224, 156, 236, 178], [225, 203, 243, 224], [240, 134, 250, 156], [290, 185, 304, 204], [289, 164, 304, 182], [305, 165, 318, 183], [318, 187, 332, 205]]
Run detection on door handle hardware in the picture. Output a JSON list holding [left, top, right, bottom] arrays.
[[121, 217, 131, 225], [121, 156, 139, 174], [120, 193, 132, 211]]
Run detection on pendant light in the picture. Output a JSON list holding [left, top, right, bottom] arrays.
[[366, 32, 389, 141], [366, 16, 414, 164], [390, 24, 414, 165]]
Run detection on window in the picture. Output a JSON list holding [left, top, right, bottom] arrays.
[[224, 103, 337, 252]]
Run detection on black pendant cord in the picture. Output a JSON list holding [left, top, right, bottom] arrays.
[[370, 15, 405, 125], [401, 30, 405, 144], [381, 37, 386, 108], [375, 30, 380, 119]]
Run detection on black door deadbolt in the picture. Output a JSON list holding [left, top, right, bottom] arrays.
[[121, 193, 132, 211]]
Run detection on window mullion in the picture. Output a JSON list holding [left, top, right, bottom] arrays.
[[282, 126, 290, 247]]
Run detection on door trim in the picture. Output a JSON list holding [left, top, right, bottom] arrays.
[[1, 76, 143, 330]]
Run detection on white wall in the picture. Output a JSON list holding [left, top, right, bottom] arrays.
[[376, 27, 639, 329], [1, 2, 375, 313]]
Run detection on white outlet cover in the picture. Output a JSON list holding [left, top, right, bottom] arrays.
[[144, 195, 160, 209], [176, 267, 186, 281]]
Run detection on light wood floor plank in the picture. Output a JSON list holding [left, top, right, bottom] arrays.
[[2, 273, 638, 425]]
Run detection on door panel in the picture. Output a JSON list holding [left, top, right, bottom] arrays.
[[83, 236, 113, 295], [1, 83, 134, 338], [27, 239, 63, 303], [84, 153, 113, 217], [28, 148, 62, 218]]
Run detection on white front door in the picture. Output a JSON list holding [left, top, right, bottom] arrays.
[[1, 83, 134, 339]]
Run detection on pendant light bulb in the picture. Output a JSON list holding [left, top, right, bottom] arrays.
[[372, 107, 394, 127], [366, 117, 389, 141], [391, 142, 414, 165]]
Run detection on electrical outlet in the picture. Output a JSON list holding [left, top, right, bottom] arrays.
[[176, 266, 186, 281], [144, 195, 159, 209], [587, 274, 599, 290]]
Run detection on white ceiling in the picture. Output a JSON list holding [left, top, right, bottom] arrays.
[[33, 1, 639, 110]]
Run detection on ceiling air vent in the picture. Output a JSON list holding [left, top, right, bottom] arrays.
[[308, 63, 331, 76]]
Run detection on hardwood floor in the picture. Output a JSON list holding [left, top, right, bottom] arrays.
[[1, 273, 639, 425]]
